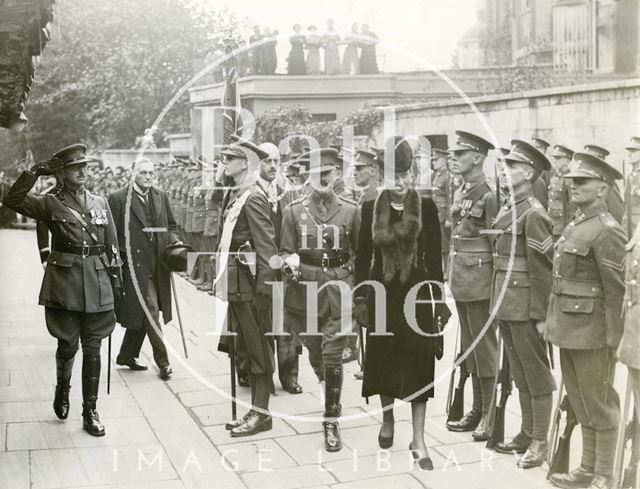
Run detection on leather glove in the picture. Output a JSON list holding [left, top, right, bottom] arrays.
[[29, 157, 64, 176], [434, 302, 452, 326], [353, 300, 369, 328]]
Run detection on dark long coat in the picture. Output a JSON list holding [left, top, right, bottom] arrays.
[[108, 186, 179, 329], [354, 192, 444, 401]]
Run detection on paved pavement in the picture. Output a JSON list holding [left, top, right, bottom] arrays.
[[0, 228, 597, 489]]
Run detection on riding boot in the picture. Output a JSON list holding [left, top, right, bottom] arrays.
[[82, 354, 105, 437], [53, 351, 75, 420], [323, 365, 343, 452]]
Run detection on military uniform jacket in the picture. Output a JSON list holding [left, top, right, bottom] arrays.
[[490, 192, 554, 322], [279, 191, 359, 314], [545, 204, 626, 350], [203, 186, 223, 238], [219, 185, 278, 302], [623, 168, 640, 233], [357, 184, 378, 205], [547, 170, 569, 236], [191, 187, 206, 234], [448, 176, 498, 302], [618, 225, 640, 369], [431, 169, 450, 225], [3, 172, 121, 313]]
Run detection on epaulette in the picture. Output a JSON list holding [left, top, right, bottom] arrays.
[[598, 212, 618, 227], [338, 195, 357, 206], [528, 196, 543, 209]]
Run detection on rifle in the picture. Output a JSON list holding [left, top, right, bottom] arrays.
[[486, 344, 511, 450], [614, 380, 633, 488], [547, 394, 578, 479], [621, 410, 639, 489]]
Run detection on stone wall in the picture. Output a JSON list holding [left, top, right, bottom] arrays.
[[375, 79, 640, 172]]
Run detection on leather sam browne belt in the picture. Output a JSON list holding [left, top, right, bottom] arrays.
[[299, 251, 350, 269], [451, 236, 492, 252], [53, 243, 105, 257]]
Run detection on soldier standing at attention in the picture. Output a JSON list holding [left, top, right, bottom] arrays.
[[624, 136, 640, 233], [430, 147, 451, 273], [280, 148, 360, 451], [545, 152, 626, 489], [547, 144, 574, 240], [217, 137, 278, 437], [3, 144, 122, 437], [445, 131, 499, 441], [489, 140, 556, 468]]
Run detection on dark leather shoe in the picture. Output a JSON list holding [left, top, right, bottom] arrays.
[[323, 421, 342, 452], [550, 466, 595, 488], [53, 385, 70, 420], [230, 411, 272, 437], [282, 381, 303, 394], [116, 356, 148, 371], [225, 411, 251, 431], [588, 475, 615, 489], [471, 414, 488, 441], [517, 439, 547, 469], [82, 405, 105, 437], [446, 409, 481, 432], [496, 432, 531, 454], [378, 422, 394, 449], [159, 365, 172, 380]]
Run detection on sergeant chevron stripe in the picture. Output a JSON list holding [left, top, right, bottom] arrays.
[[527, 236, 553, 254]]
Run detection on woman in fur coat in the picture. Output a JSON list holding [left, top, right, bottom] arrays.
[[354, 138, 450, 469]]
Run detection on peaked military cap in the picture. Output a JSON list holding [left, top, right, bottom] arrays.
[[504, 139, 551, 174], [566, 152, 623, 184], [448, 131, 495, 155], [583, 144, 610, 160], [297, 147, 341, 174], [422, 134, 449, 153], [431, 148, 448, 158], [550, 144, 574, 159], [353, 148, 377, 167], [221, 134, 269, 160], [531, 137, 551, 152], [51, 143, 93, 167], [625, 136, 640, 151]]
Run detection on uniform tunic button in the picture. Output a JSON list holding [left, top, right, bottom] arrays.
[[629, 301, 633, 307], [513, 280, 518, 285], [631, 280, 638, 285], [574, 304, 579, 310]]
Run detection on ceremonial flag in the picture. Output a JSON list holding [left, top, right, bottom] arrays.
[[221, 43, 242, 143]]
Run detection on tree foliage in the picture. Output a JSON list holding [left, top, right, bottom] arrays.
[[0, 0, 240, 175]]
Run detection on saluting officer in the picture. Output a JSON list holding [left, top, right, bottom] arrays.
[[623, 136, 640, 233], [545, 152, 626, 489], [216, 136, 278, 438], [489, 140, 556, 468], [3, 144, 122, 437], [445, 131, 499, 441], [280, 148, 360, 452]]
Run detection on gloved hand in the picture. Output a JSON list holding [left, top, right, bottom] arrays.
[[434, 302, 452, 326], [535, 320, 546, 342], [29, 157, 64, 176]]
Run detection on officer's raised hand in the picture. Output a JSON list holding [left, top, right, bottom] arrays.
[[29, 157, 64, 176]]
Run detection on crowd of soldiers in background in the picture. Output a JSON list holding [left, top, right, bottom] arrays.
[[206, 20, 379, 82]]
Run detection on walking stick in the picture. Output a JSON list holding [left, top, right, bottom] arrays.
[[107, 334, 112, 395], [227, 305, 238, 421], [170, 273, 189, 358]]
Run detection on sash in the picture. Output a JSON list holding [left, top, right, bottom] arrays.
[[213, 187, 254, 298]]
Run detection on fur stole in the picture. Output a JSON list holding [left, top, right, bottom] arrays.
[[372, 189, 422, 284]]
